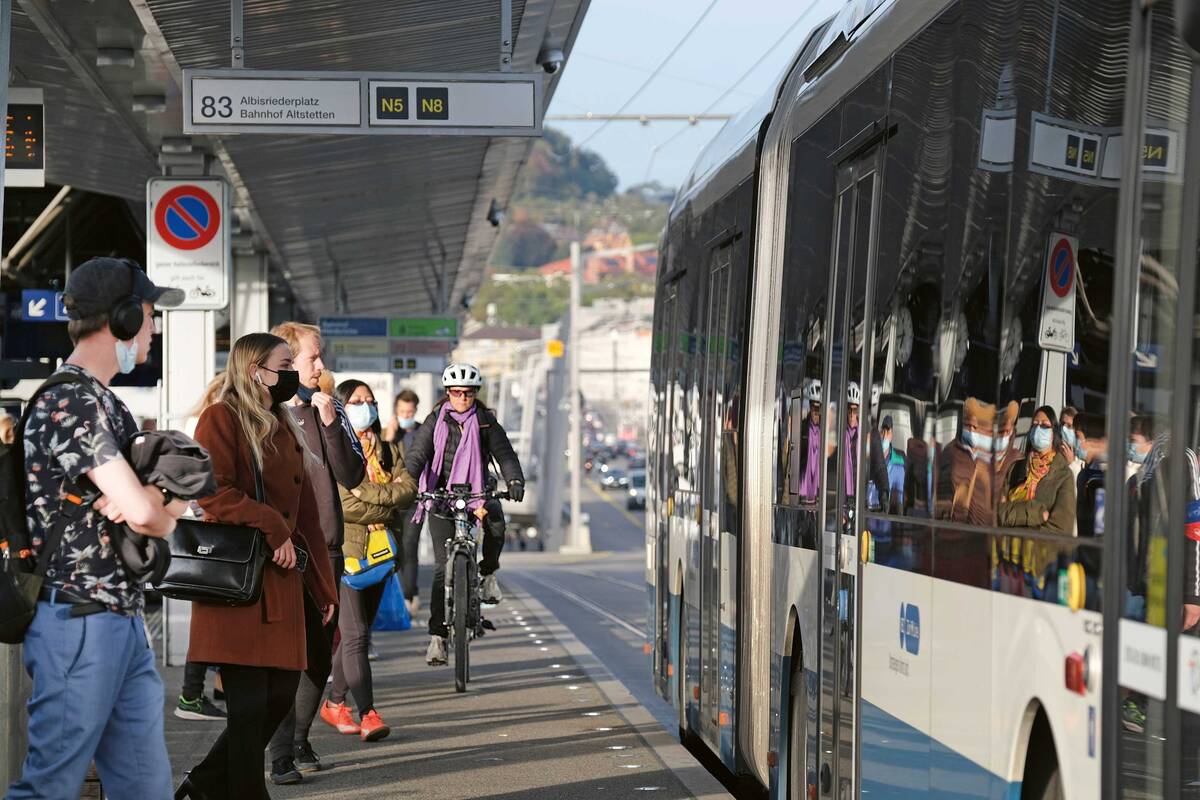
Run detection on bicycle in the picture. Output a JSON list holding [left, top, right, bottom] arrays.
[[419, 483, 510, 693]]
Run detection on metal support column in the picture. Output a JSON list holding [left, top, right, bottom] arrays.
[[231, 249, 269, 342], [0, 0, 29, 788], [499, 0, 513, 72], [561, 242, 591, 554], [230, 0, 244, 68]]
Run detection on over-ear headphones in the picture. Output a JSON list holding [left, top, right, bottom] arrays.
[[109, 259, 145, 342]]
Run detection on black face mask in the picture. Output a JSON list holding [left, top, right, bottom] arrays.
[[259, 366, 300, 406]]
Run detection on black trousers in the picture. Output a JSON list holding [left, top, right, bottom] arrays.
[[181, 660, 208, 700], [187, 665, 300, 800], [396, 508, 422, 600], [427, 512, 504, 637], [330, 578, 386, 713], [267, 553, 342, 761]]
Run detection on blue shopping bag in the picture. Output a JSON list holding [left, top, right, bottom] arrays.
[[372, 574, 412, 632]]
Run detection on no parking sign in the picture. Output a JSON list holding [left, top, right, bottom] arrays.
[[1037, 233, 1077, 353], [147, 178, 230, 310]]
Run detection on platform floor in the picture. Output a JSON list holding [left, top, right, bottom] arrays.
[[159, 582, 725, 799]]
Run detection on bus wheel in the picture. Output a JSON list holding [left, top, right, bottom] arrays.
[[788, 657, 807, 800]]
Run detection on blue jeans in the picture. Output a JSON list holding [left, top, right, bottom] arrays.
[[6, 600, 172, 800]]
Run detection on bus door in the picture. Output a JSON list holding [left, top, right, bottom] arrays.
[[656, 283, 679, 696], [819, 147, 882, 798], [699, 243, 734, 744]]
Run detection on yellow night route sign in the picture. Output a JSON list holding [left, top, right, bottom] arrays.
[[547, 339, 564, 358]]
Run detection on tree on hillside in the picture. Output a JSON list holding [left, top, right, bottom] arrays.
[[523, 128, 618, 200], [492, 219, 559, 267]]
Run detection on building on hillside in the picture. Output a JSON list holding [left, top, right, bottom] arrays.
[[537, 248, 657, 283]]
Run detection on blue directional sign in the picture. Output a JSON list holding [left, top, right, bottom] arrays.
[[319, 317, 387, 337], [54, 292, 68, 321], [21, 290, 64, 323]]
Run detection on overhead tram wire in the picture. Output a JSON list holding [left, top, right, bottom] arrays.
[[576, 0, 721, 150], [642, 1, 828, 180]]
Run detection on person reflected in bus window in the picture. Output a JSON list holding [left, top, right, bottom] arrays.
[[879, 416, 906, 513], [1127, 414, 1155, 481], [797, 380, 822, 505], [1074, 413, 1108, 540], [843, 381, 862, 502], [997, 406, 1076, 600], [1059, 405, 1082, 481], [935, 397, 996, 525]]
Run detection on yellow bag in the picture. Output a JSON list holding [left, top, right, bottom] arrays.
[[343, 527, 396, 589]]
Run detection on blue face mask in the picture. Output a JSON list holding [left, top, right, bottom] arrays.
[[1030, 426, 1053, 453], [115, 340, 138, 374], [963, 430, 993, 453], [397, 416, 417, 430], [1128, 443, 1149, 464], [1074, 439, 1088, 460], [1061, 427, 1077, 449], [881, 437, 892, 455], [346, 403, 378, 432], [296, 385, 316, 404]]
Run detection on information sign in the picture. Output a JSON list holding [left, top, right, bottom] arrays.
[[388, 338, 454, 356], [183, 70, 542, 137], [319, 317, 387, 338], [147, 178, 230, 310], [387, 317, 458, 339], [336, 356, 390, 372], [21, 289, 64, 323], [330, 338, 389, 357], [1038, 233, 1077, 353], [6, 88, 44, 188]]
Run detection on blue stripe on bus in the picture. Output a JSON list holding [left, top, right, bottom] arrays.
[[861, 700, 1020, 800]]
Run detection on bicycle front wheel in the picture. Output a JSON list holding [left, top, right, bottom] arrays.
[[453, 552, 470, 693]]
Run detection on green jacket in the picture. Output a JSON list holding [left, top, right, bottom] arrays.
[[338, 439, 417, 563], [998, 453, 1076, 534]]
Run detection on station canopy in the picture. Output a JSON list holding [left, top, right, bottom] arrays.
[[9, 0, 587, 317]]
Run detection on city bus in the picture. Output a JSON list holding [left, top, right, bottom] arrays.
[[646, 0, 1200, 797]]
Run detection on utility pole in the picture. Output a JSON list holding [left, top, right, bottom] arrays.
[[560, 241, 591, 554]]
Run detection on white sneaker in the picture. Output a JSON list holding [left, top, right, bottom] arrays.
[[481, 574, 503, 604], [405, 596, 421, 615], [426, 635, 447, 666]]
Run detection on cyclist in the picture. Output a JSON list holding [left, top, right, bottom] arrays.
[[405, 363, 525, 666]]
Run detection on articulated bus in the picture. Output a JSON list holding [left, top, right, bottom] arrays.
[[647, 0, 1200, 797]]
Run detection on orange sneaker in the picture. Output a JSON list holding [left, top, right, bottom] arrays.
[[319, 701, 360, 735], [359, 709, 390, 742]]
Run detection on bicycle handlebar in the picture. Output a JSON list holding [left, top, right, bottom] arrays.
[[418, 488, 511, 504]]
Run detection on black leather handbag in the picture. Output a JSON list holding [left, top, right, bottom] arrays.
[[154, 462, 269, 606]]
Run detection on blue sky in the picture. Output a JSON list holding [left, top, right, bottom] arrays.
[[547, 0, 845, 191]]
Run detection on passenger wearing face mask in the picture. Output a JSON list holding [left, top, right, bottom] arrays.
[[936, 397, 997, 526], [1058, 405, 1083, 481], [321, 380, 415, 744], [996, 406, 1077, 600]]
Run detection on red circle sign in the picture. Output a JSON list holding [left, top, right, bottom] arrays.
[[1048, 238, 1075, 299], [154, 185, 220, 251]]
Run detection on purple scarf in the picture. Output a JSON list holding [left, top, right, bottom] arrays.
[[844, 425, 859, 497], [412, 403, 484, 523], [799, 418, 822, 498]]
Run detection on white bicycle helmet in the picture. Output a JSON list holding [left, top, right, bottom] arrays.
[[846, 381, 862, 406], [870, 382, 882, 408], [804, 379, 822, 403], [442, 362, 483, 388]]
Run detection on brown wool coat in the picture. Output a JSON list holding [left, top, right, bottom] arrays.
[[188, 402, 338, 671]]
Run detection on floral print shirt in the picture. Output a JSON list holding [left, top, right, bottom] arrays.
[[23, 364, 142, 615]]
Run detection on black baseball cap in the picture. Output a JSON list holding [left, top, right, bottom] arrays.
[[62, 257, 185, 319]]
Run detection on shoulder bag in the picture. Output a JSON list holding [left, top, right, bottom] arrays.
[[154, 460, 269, 606]]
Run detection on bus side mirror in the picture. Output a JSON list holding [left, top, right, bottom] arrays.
[[1178, 0, 1200, 55]]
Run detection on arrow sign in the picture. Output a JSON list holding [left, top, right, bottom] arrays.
[[54, 292, 69, 322], [21, 289, 58, 323]]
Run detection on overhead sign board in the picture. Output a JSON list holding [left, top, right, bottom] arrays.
[[389, 338, 453, 356], [146, 178, 230, 310], [319, 317, 387, 338], [387, 317, 458, 339], [183, 69, 543, 137], [6, 88, 45, 188], [1038, 233, 1077, 353]]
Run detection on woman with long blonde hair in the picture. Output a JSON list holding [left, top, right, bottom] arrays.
[[176, 333, 337, 800]]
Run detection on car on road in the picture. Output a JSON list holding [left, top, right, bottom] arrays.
[[600, 467, 628, 490], [626, 470, 646, 510]]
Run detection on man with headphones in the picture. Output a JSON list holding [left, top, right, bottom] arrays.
[[8, 257, 190, 799]]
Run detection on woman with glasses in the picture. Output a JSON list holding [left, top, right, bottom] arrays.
[[404, 363, 525, 666], [319, 379, 415, 743]]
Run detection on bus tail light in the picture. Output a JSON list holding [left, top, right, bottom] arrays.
[[1065, 652, 1086, 695]]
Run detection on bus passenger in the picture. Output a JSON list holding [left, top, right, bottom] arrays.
[[797, 380, 822, 504], [997, 406, 1077, 599], [935, 397, 996, 525]]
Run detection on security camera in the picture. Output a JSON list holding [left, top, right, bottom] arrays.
[[538, 47, 565, 74], [487, 200, 505, 228]]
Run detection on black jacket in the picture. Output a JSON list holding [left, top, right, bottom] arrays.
[[405, 403, 524, 488]]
